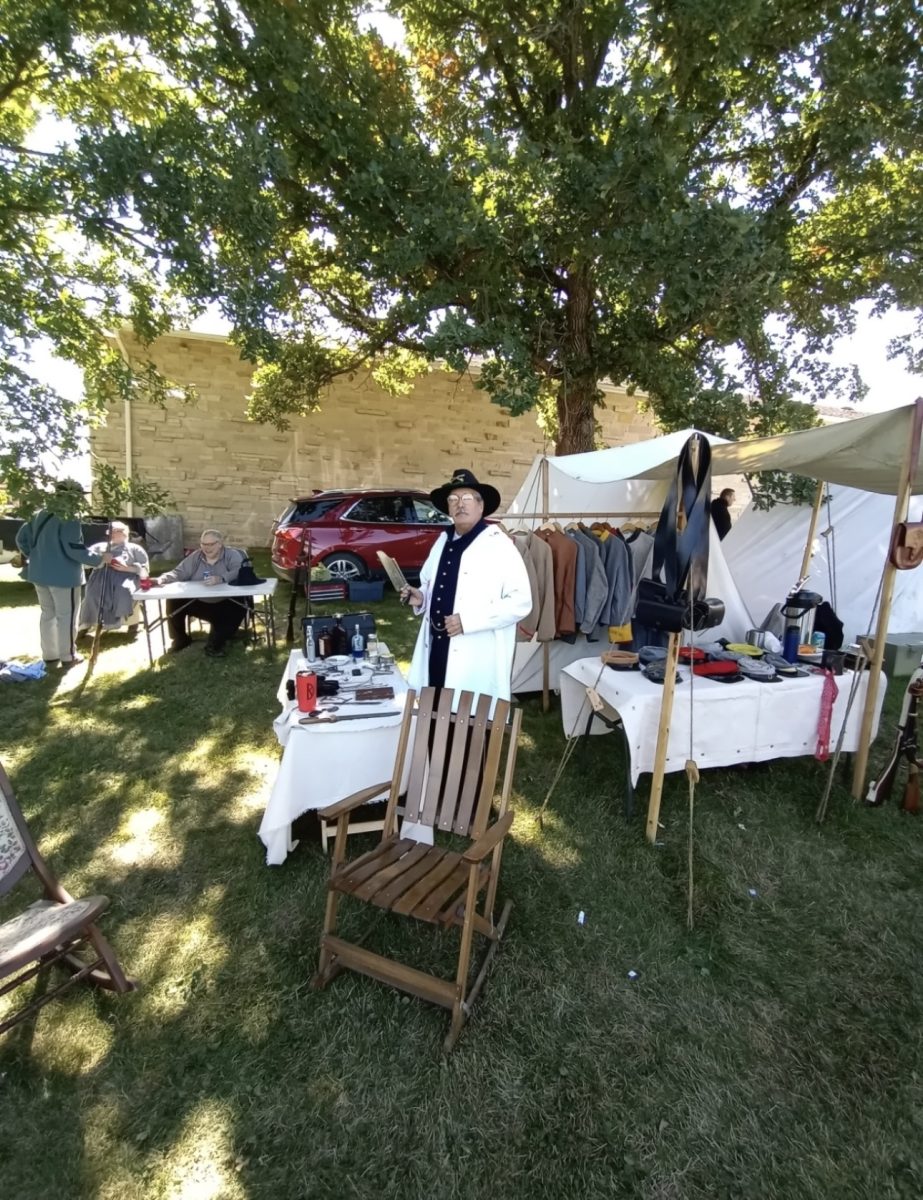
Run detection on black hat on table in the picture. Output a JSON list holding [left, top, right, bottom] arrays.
[[429, 468, 501, 518]]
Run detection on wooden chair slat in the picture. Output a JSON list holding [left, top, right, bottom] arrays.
[[330, 836, 401, 886], [322, 937, 456, 1009], [452, 693, 493, 835], [368, 847, 449, 911], [437, 691, 475, 831], [403, 688, 437, 822], [352, 841, 432, 903], [390, 850, 463, 917], [419, 688, 455, 826], [470, 699, 510, 837], [332, 838, 415, 894], [413, 860, 485, 923]]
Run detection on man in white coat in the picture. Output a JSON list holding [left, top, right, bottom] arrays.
[[402, 468, 532, 709]]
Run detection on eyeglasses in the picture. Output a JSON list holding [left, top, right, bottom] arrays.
[[446, 493, 481, 507]]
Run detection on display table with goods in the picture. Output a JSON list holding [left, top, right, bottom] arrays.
[[130, 578, 278, 663], [259, 645, 412, 864], [558, 653, 886, 796]]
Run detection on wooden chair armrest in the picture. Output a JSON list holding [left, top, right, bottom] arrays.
[[318, 782, 391, 821], [462, 811, 514, 863]]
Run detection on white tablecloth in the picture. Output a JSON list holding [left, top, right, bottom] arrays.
[[130, 579, 278, 658], [559, 658, 887, 785], [130, 579, 278, 602], [259, 648, 410, 865]]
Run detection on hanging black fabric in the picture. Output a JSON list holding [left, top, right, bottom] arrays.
[[634, 433, 725, 633]]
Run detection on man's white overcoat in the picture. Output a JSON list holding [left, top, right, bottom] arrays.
[[408, 524, 532, 707]]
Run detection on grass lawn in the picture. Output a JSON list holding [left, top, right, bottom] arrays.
[[1, 554, 922, 1200]]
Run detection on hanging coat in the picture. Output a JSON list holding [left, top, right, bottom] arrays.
[[408, 525, 532, 710]]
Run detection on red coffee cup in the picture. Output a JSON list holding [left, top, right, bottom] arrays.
[[139, 577, 153, 591], [295, 670, 317, 713]]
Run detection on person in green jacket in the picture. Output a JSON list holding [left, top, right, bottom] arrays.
[[15, 481, 111, 667]]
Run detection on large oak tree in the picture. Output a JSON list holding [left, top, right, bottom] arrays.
[[2, 0, 922, 506]]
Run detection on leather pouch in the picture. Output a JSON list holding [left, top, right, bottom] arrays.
[[889, 522, 923, 570]]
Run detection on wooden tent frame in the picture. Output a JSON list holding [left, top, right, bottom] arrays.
[[503, 399, 923, 835]]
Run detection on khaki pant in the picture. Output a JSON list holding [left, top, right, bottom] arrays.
[[34, 584, 81, 662]]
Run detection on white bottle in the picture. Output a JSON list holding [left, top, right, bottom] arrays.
[[305, 625, 317, 664]]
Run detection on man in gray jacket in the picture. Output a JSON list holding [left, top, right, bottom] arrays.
[[152, 529, 245, 657], [16, 480, 111, 667]]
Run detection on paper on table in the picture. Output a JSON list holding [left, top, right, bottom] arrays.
[[376, 550, 409, 595]]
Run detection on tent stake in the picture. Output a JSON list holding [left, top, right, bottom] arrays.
[[851, 398, 923, 799], [646, 631, 681, 842]]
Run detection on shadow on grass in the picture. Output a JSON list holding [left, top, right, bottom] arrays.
[[1, 628, 922, 1198]]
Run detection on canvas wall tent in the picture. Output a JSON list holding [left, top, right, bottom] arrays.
[[504, 399, 923, 809], [724, 487, 923, 648], [505, 430, 755, 694]]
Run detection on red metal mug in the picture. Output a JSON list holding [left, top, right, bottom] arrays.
[[295, 670, 317, 713]]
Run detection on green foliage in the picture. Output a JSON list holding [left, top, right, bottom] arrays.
[[2, 0, 923, 504]]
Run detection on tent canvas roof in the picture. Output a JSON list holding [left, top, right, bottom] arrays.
[[642, 404, 923, 495]]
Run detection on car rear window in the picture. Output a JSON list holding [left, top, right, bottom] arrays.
[[283, 497, 343, 523]]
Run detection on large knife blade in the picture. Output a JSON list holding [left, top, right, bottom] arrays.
[[297, 710, 402, 725]]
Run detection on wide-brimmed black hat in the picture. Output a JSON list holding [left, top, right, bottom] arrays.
[[430, 468, 501, 517]]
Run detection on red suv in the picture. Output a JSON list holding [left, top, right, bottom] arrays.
[[270, 488, 453, 582]]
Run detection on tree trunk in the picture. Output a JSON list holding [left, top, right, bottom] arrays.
[[555, 268, 598, 455], [555, 373, 597, 455]]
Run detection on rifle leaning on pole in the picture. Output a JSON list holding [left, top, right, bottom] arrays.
[[285, 523, 311, 645], [865, 657, 923, 812]]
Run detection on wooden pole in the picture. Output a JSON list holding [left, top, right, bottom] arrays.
[[646, 631, 681, 842], [797, 481, 826, 586], [851, 398, 923, 799]]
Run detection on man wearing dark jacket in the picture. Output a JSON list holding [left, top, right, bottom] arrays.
[[712, 488, 736, 541]]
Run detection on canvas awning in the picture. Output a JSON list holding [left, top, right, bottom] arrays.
[[639, 404, 923, 495]]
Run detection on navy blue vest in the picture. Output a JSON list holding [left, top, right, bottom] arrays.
[[427, 519, 488, 688]]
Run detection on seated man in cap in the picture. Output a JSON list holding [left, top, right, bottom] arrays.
[[401, 468, 531, 707], [151, 529, 246, 657]]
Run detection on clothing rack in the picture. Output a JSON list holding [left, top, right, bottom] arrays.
[[498, 457, 660, 711]]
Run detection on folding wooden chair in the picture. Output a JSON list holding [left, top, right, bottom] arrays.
[[0, 763, 135, 1035], [312, 687, 522, 1052]]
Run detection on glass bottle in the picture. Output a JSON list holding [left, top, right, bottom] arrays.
[[331, 614, 349, 656], [317, 630, 332, 659], [304, 624, 317, 664], [351, 623, 365, 660]]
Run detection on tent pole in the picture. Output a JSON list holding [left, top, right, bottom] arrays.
[[541, 457, 550, 713], [798, 481, 826, 584], [851, 398, 923, 799], [646, 631, 681, 842]]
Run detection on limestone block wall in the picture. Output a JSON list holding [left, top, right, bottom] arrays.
[[92, 333, 657, 547]]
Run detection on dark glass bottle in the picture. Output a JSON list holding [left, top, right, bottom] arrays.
[[331, 614, 349, 656], [317, 630, 332, 659]]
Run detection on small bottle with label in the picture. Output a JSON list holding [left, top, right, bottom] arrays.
[[304, 624, 317, 664], [351, 623, 365, 661], [317, 630, 332, 659], [366, 632, 380, 666]]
